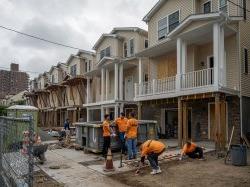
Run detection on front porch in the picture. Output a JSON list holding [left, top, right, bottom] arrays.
[[135, 13, 240, 101]]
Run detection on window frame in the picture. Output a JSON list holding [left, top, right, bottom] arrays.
[[157, 10, 180, 41], [100, 46, 111, 61], [219, 0, 228, 13], [244, 47, 249, 74], [144, 39, 149, 49], [123, 41, 128, 58], [129, 38, 135, 56], [203, 0, 212, 14], [70, 64, 77, 77]]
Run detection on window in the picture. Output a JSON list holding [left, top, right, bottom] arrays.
[[158, 10, 180, 40], [70, 64, 77, 77], [244, 48, 248, 74], [219, 0, 228, 13], [168, 11, 180, 33], [158, 17, 168, 40], [84, 60, 88, 73], [203, 1, 211, 13], [88, 60, 92, 71], [51, 75, 55, 83], [129, 39, 134, 56], [124, 42, 128, 57], [100, 46, 111, 60], [144, 39, 149, 48]]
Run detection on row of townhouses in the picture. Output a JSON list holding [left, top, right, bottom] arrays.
[[26, 0, 250, 148]]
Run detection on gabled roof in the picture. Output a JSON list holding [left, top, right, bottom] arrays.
[[143, 0, 167, 23], [76, 49, 95, 56], [111, 27, 148, 36], [66, 54, 78, 66], [48, 65, 58, 74], [93, 34, 124, 50]]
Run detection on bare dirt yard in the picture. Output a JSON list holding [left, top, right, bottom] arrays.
[[111, 152, 250, 187]]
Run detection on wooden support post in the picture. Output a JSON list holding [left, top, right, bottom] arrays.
[[178, 97, 183, 147], [220, 100, 226, 150], [183, 101, 188, 143], [215, 94, 221, 151]]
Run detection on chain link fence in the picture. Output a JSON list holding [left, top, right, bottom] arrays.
[[0, 116, 34, 187]]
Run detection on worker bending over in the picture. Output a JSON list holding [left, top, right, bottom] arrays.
[[140, 140, 166, 175], [115, 112, 128, 154], [180, 141, 205, 160], [102, 114, 111, 158], [126, 112, 138, 160]]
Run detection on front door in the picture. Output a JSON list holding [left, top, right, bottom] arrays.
[[125, 76, 134, 100]]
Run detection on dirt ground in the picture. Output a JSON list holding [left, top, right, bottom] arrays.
[[33, 170, 64, 187], [111, 152, 250, 187]]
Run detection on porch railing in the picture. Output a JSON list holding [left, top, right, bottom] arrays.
[[135, 68, 214, 98], [181, 68, 214, 89], [135, 76, 176, 97]]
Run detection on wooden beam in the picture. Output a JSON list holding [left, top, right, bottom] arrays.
[[183, 101, 188, 143], [76, 84, 84, 105], [178, 97, 183, 147], [220, 100, 227, 149], [215, 93, 221, 151], [70, 86, 76, 106]]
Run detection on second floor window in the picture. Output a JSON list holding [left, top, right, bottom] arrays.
[[124, 42, 128, 58], [145, 39, 149, 48], [100, 46, 111, 60], [244, 48, 248, 74], [85, 60, 88, 73], [129, 39, 134, 56], [88, 60, 92, 71], [168, 10, 180, 33], [70, 64, 77, 77], [158, 10, 180, 40], [203, 1, 211, 13], [51, 75, 55, 83], [219, 0, 228, 13]]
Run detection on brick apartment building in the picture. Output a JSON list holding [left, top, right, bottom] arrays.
[[0, 63, 29, 99]]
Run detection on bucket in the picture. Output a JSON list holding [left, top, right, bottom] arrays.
[[231, 144, 247, 166]]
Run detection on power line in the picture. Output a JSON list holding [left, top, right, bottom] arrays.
[[0, 25, 84, 50]]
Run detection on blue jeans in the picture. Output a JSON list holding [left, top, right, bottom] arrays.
[[119, 132, 127, 154], [126, 138, 137, 159]]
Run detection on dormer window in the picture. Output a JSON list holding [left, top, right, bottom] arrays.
[[100, 46, 111, 60], [158, 10, 180, 40], [203, 1, 211, 13], [219, 0, 228, 13]]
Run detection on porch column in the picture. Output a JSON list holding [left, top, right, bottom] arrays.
[[105, 69, 109, 101], [115, 104, 119, 119], [87, 108, 90, 122], [181, 40, 187, 74], [114, 63, 119, 100], [182, 101, 188, 143], [86, 78, 90, 104], [119, 63, 124, 100], [178, 97, 183, 147], [219, 26, 226, 86], [101, 68, 105, 101], [214, 93, 221, 151], [213, 23, 220, 87], [176, 38, 182, 91], [139, 57, 143, 84]]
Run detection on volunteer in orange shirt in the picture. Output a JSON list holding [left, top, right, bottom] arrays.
[[102, 114, 111, 158], [115, 112, 128, 154], [180, 141, 204, 160], [140, 140, 166, 175], [126, 112, 138, 160]]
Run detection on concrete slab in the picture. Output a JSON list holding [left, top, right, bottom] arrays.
[[39, 149, 129, 187]]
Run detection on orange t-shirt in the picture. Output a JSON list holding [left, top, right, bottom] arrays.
[[102, 120, 111, 137], [141, 140, 165, 157], [126, 118, 138, 139], [115, 117, 128, 132], [182, 143, 197, 154]]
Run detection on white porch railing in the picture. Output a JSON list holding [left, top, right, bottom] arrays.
[[181, 68, 214, 89], [135, 68, 214, 98], [135, 76, 176, 97]]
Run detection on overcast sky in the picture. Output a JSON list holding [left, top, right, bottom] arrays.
[[0, 0, 158, 78]]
